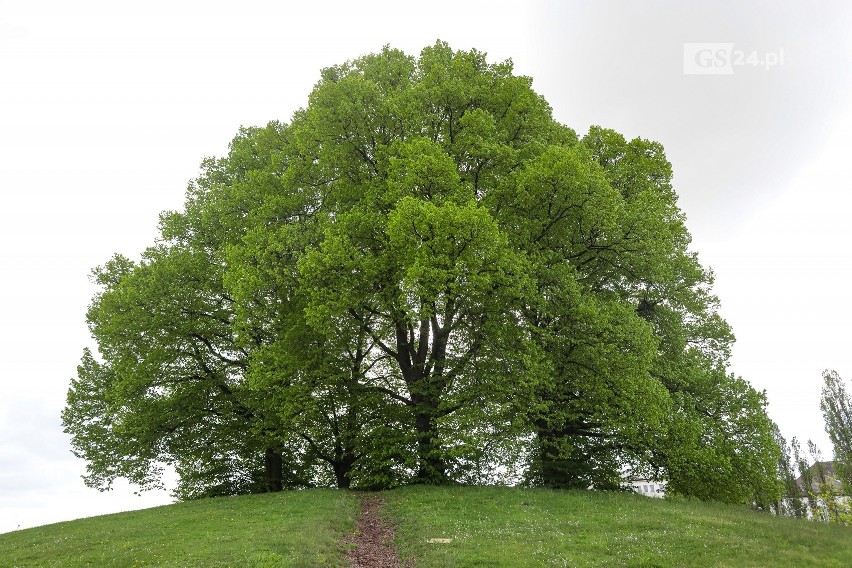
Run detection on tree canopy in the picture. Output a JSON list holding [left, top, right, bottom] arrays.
[[63, 42, 780, 504]]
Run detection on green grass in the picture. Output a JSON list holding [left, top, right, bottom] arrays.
[[0, 489, 357, 568], [3, 487, 852, 567], [384, 486, 852, 567]]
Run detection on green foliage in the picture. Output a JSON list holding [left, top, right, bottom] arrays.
[[820, 370, 852, 495], [63, 41, 779, 502], [662, 373, 781, 505], [773, 424, 808, 517]]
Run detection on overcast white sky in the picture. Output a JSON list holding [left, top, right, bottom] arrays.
[[2, 0, 851, 533]]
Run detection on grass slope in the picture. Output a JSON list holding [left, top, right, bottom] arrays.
[[0, 490, 357, 568], [2, 487, 852, 567], [386, 486, 852, 567]]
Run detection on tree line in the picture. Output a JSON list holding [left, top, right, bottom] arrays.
[[775, 370, 852, 523], [62, 42, 780, 504]]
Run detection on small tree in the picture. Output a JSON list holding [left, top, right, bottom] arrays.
[[773, 426, 806, 517], [820, 370, 852, 495]]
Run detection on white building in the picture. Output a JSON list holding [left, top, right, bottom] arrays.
[[626, 479, 667, 498]]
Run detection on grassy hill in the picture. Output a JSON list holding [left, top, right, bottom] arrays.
[[2, 487, 852, 567], [0, 490, 356, 568]]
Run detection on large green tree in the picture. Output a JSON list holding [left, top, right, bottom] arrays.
[[63, 129, 306, 497], [64, 42, 779, 502]]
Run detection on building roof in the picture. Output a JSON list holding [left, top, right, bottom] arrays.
[[795, 461, 843, 494]]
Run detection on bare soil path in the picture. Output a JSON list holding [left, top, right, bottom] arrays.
[[345, 492, 406, 568]]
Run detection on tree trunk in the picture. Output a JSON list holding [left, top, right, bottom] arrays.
[[536, 426, 588, 490], [332, 440, 357, 489], [264, 448, 283, 492], [396, 315, 450, 484], [537, 428, 566, 488], [413, 399, 447, 484], [333, 455, 356, 489]]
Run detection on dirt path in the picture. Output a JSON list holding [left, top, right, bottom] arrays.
[[345, 493, 406, 568]]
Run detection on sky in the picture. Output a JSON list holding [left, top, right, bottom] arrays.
[[2, 0, 851, 533]]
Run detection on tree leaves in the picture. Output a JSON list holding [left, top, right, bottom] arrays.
[[63, 42, 779, 502]]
